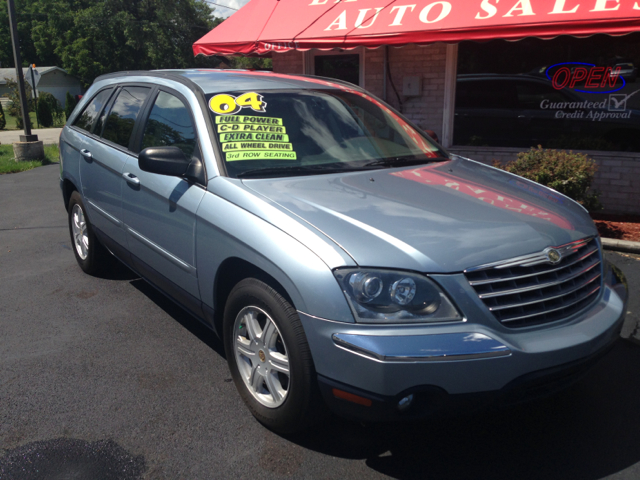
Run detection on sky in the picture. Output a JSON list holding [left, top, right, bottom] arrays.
[[208, 0, 251, 18]]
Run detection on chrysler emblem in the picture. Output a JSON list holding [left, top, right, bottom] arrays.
[[544, 247, 562, 264]]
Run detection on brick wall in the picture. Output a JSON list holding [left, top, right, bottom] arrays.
[[369, 44, 447, 140], [450, 146, 640, 215], [271, 51, 303, 74]]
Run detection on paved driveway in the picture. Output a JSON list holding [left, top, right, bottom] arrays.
[[1, 165, 640, 479], [0, 128, 62, 145]]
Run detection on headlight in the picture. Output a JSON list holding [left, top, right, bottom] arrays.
[[334, 268, 463, 324]]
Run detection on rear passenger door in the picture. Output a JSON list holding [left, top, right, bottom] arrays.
[[82, 85, 152, 251], [72, 87, 127, 246], [121, 89, 206, 316]]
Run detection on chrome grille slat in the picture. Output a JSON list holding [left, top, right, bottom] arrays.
[[464, 237, 602, 328], [468, 246, 598, 286], [488, 271, 601, 311], [478, 260, 600, 299], [465, 237, 593, 272], [500, 285, 601, 323]]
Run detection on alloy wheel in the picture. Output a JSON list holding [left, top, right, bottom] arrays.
[[233, 306, 290, 408], [71, 204, 89, 260]]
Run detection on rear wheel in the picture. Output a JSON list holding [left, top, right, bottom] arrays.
[[67, 191, 111, 275], [223, 278, 322, 433]]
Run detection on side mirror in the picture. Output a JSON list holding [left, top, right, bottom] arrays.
[[139, 146, 190, 177]]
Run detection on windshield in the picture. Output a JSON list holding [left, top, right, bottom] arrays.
[[207, 89, 448, 178]]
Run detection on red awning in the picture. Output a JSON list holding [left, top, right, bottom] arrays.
[[193, 0, 640, 56]]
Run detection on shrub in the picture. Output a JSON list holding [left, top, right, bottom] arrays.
[[0, 102, 5, 130], [37, 95, 54, 127], [493, 146, 602, 211], [65, 91, 77, 121], [38, 92, 64, 126]]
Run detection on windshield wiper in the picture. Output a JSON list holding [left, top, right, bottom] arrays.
[[237, 157, 448, 178], [363, 157, 447, 168], [237, 164, 362, 178]]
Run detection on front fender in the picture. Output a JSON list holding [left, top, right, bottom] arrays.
[[196, 183, 356, 323]]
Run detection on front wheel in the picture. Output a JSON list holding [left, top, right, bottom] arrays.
[[223, 278, 323, 433]]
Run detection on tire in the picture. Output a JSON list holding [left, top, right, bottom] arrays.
[[67, 191, 112, 275], [223, 278, 322, 433]]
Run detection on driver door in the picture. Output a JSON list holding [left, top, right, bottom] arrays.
[[121, 89, 206, 316]]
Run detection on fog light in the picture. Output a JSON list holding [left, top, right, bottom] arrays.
[[397, 394, 414, 412]]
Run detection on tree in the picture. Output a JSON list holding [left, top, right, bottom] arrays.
[[0, 0, 42, 69], [1, 0, 224, 85], [28, 0, 222, 86]]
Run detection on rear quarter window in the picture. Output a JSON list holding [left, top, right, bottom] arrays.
[[73, 88, 113, 132]]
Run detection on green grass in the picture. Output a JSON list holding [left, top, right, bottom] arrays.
[[0, 144, 59, 174], [3, 111, 66, 130]]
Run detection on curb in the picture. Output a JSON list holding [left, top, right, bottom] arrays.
[[601, 237, 640, 254]]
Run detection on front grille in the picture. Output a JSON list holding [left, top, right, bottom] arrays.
[[464, 237, 602, 328]]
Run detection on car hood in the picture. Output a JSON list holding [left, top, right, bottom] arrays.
[[242, 157, 598, 273]]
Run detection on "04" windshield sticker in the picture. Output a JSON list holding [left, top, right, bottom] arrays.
[[209, 92, 267, 115]]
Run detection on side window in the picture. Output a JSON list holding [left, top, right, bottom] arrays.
[[73, 88, 113, 132], [102, 86, 151, 149], [141, 91, 197, 157]]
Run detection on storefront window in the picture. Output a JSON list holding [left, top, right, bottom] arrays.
[[454, 34, 640, 152], [314, 54, 360, 86]]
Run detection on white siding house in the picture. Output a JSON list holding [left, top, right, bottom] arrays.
[[0, 67, 84, 109]]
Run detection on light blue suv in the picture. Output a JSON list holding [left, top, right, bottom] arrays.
[[60, 70, 628, 433]]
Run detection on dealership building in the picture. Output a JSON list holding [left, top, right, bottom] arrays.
[[195, 0, 640, 214]]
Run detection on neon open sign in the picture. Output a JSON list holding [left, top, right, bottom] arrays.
[[545, 62, 626, 94]]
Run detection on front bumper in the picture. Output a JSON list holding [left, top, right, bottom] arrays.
[[300, 263, 627, 420], [317, 335, 618, 421]]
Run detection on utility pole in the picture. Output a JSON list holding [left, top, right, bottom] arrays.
[[7, 0, 38, 142]]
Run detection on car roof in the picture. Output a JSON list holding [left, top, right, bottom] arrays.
[[94, 69, 358, 95]]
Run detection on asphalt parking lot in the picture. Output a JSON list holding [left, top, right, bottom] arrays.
[[1, 164, 640, 480]]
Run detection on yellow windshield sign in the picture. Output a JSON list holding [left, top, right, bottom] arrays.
[[215, 115, 283, 126], [223, 142, 293, 152], [226, 151, 297, 161], [217, 124, 287, 133], [220, 132, 289, 143]]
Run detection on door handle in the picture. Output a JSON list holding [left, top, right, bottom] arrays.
[[122, 172, 140, 186], [80, 149, 92, 160]]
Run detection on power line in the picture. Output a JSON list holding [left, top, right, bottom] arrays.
[[202, 1, 238, 11], [12, 12, 215, 29]]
